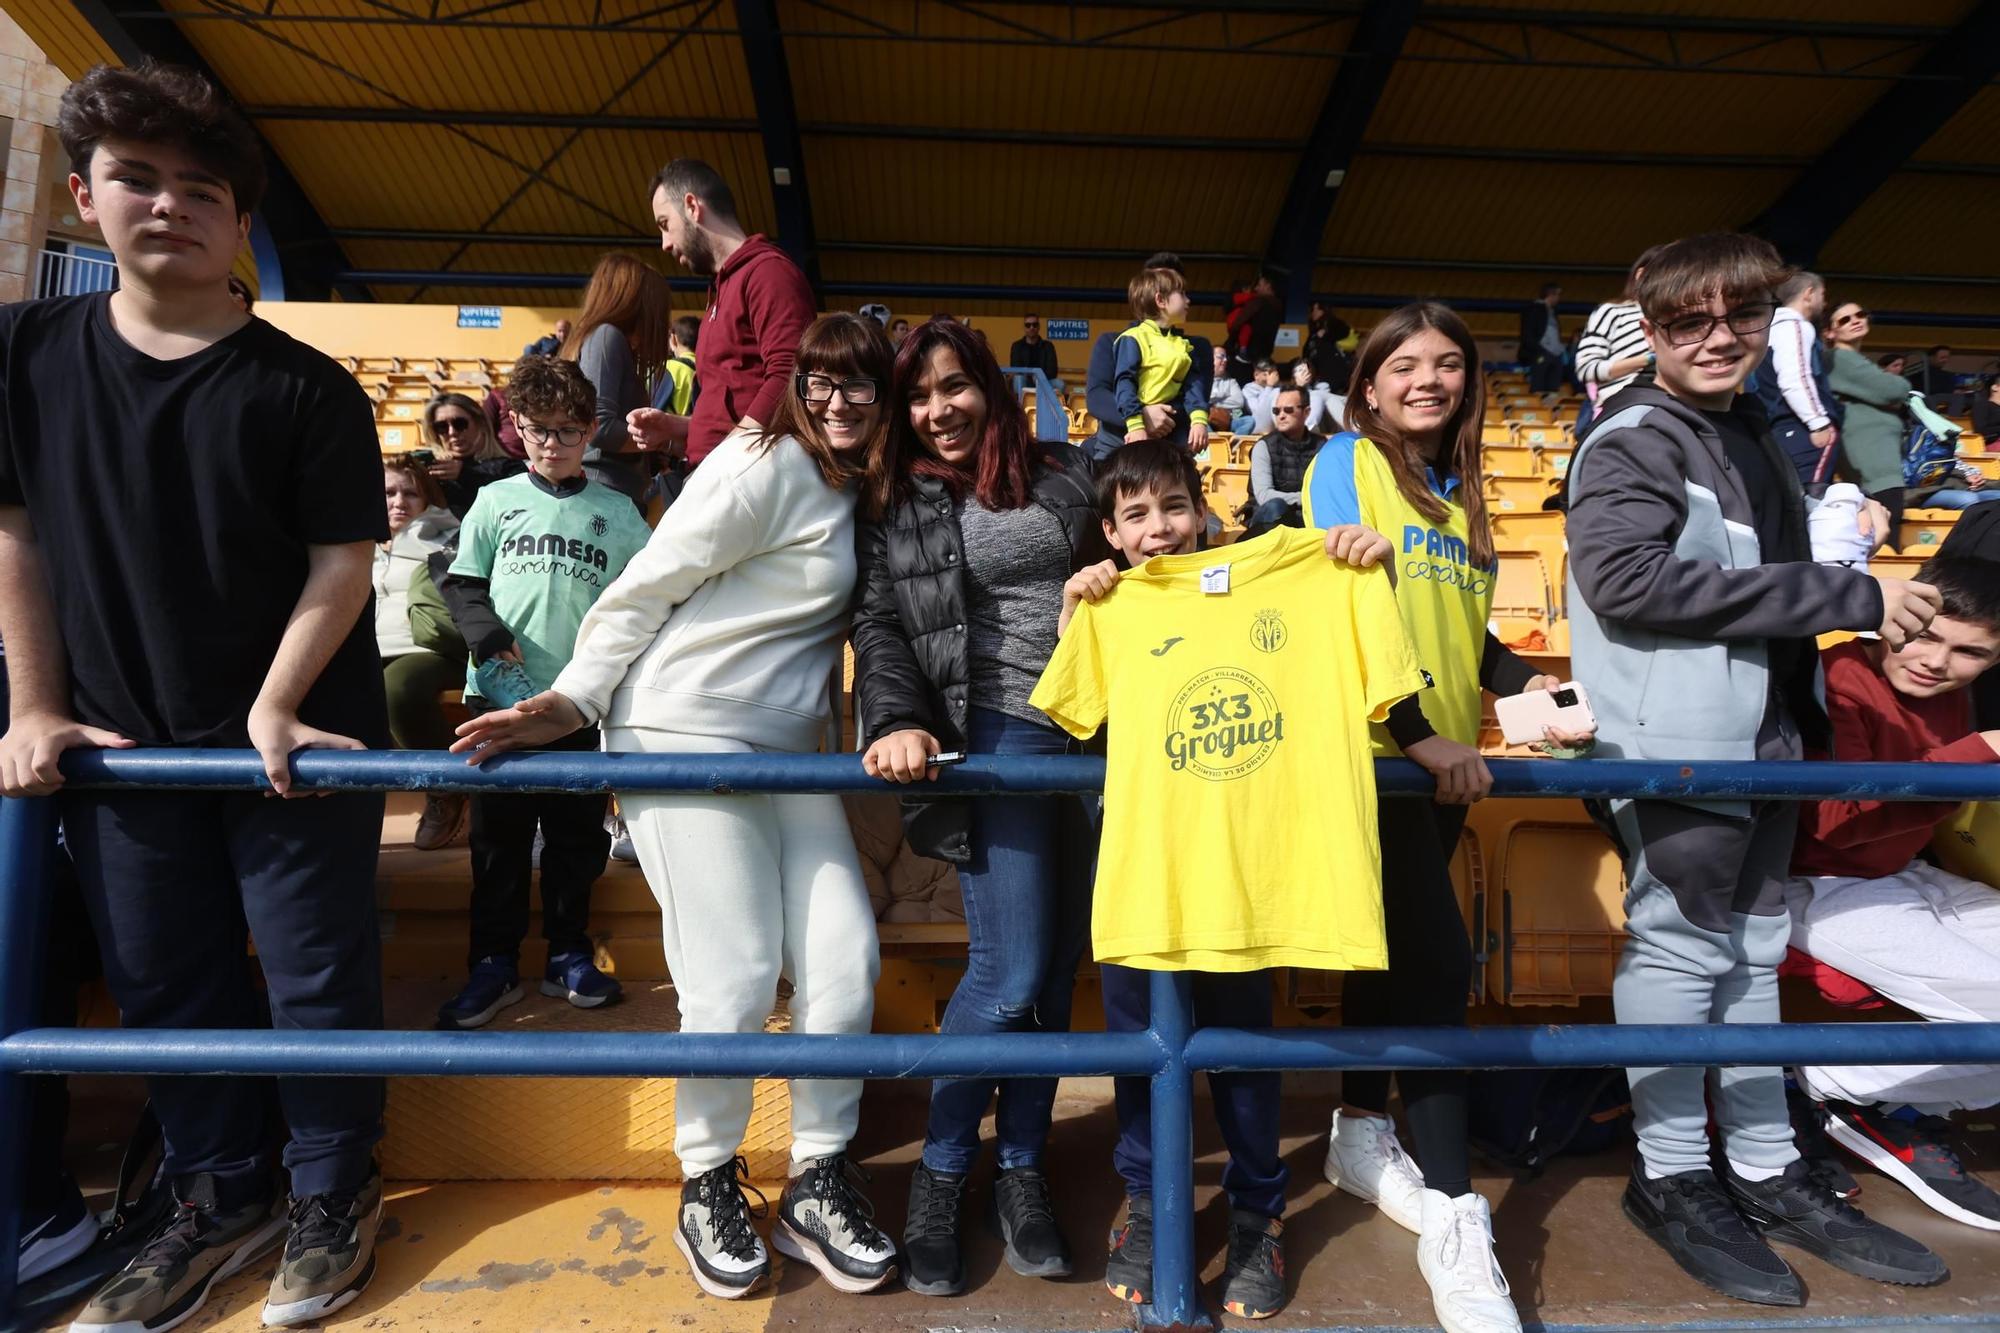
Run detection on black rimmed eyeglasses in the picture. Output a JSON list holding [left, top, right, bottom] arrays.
[[796, 373, 879, 405], [1658, 302, 1777, 347]]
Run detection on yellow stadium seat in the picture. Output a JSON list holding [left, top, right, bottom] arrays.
[[1540, 445, 1575, 478], [1870, 553, 1930, 582], [1509, 421, 1571, 447], [1496, 819, 1627, 1006], [1482, 444, 1538, 478], [1492, 550, 1554, 629], [1960, 455, 1999, 482], [1205, 464, 1250, 526], [1484, 474, 1558, 514], [1899, 510, 1960, 552], [377, 423, 419, 451]]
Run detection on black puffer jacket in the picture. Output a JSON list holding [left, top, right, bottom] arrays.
[[852, 444, 1112, 862]]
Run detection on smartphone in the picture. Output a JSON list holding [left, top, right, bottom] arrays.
[[926, 751, 968, 767], [1494, 682, 1596, 746], [409, 448, 436, 466]]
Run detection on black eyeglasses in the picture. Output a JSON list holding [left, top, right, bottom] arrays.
[[433, 416, 474, 435], [518, 422, 590, 447], [796, 373, 879, 405], [1658, 302, 1776, 347], [1833, 308, 1871, 325]]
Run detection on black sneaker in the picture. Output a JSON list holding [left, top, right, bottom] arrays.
[[901, 1163, 967, 1297], [1786, 1081, 1859, 1200], [18, 1173, 96, 1285], [674, 1157, 770, 1299], [1725, 1158, 1947, 1287], [68, 1174, 285, 1333], [772, 1155, 898, 1293], [1621, 1164, 1803, 1306], [1823, 1102, 2000, 1232], [1220, 1209, 1287, 1320], [262, 1168, 384, 1326], [1104, 1194, 1152, 1306], [991, 1165, 1071, 1278]]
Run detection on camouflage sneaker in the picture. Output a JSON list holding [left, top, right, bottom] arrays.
[[68, 1174, 283, 1333], [260, 1168, 383, 1326]]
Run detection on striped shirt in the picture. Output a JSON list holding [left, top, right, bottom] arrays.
[[1575, 300, 1648, 398]]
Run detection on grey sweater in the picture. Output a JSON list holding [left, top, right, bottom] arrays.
[[575, 323, 647, 503], [958, 497, 1070, 727]]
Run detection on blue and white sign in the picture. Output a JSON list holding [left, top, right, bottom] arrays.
[[1045, 318, 1091, 341], [457, 305, 503, 329]]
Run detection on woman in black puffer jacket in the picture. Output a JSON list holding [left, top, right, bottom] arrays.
[[852, 318, 1111, 1298]]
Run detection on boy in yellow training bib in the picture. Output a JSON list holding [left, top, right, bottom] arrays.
[[1030, 442, 1419, 1320]]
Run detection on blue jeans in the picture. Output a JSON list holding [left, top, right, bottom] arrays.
[[921, 706, 1096, 1174], [1921, 487, 2000, 510]]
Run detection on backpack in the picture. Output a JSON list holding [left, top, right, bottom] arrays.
[[1467, 1067, 1633, 1177], [1903, 392, 1962, 489]]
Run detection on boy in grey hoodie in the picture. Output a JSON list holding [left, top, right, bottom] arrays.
[[1566, 233, 1948, 1307]]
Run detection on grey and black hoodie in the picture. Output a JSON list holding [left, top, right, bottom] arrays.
[[1564, 384, 1884, 762]]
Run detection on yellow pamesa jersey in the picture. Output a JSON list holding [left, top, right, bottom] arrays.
[[1030, 526, 1427, 973], [1303, 432, 1495, 753]]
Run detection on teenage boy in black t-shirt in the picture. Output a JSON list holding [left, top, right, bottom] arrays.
[[0, 62, 388, 1329]]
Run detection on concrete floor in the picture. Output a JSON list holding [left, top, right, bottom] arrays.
[[17, 1073, 2000, 1333]]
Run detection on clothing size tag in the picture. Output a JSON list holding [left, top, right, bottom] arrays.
[[1200, 563, 1231, 595]]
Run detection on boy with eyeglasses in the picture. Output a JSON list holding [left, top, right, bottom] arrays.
[[1565, 232, 1949, 1307], [436, 356, 653, 1029]]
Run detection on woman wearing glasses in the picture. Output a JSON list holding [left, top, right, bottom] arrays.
[[422, 391, 524, 519], [1826, 303, 1917, 532], [452, 316, 902, 1303], [853, 317, 1113, 1297]]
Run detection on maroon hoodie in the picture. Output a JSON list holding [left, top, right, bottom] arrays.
[[690, 234, 815, 465]]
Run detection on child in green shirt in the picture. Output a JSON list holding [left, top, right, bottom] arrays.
[[437, 356, 652, 1028]]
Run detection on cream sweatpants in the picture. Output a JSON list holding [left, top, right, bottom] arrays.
[[1789, 862, 2000, 1113], [612, 727, 881, 1174]]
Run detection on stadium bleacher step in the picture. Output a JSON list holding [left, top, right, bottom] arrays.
[[378, 979, 796, 1183]]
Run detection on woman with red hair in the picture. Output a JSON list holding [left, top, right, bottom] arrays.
[[852, 317, 1112, 1297]]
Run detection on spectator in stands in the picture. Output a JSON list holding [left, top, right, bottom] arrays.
[[1782, 554, 2000, 1230], [1292, 356, 1346, 433], [1208, 343, 1248, 432], [434, 357, 653, 1031], [482, 384, 526, 458], [1825, 302, 1912, 533], [377, 456, 465, 848], [227, 272, 252, 314], [1917, 458, 1999, 511], [1566, 232, 1946, 1306], [890, 316, 910, 346], [453, 315, 902, 1302], [1755, 270, 1841, 490], [422, 390, 525, 518], [1305, 301, 1590, 1333], [523, 317, 571, 359], [1085, 252, 1215, 455], [627, 158, 815, 470], [1941, 500, 2000, 730], [1303, 298, 1355, 393], [1908, 344, 1958, 407], [651, 312, 700, 415], [854, 317, 1112, 1298], [1519, 282, 1565, 398], [1975, 376, 2000, 448], [1112, 266, 1207, 453], [1226, 271, 1282, 380], [0, 61, 393, 1329], [1574, 247, 1663, 439], [1245, 384, 1322, 533], [1240, 358, 1282, 437], [1009, 313, 1063, 392], [562, 253, 670, 506], [1880, 352, 1907, 376]]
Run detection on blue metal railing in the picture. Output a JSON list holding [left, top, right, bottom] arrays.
[[5, 754, 2000, 1331], [1002, 365, 1072, 443]]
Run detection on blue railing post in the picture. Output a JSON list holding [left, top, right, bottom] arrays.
[[0, 795, 56, 1321], [1141, 969, 1214, 1332]]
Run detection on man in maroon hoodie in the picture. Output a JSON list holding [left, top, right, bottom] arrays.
[[1784, 553, 2000, 1230], [626, 158, 815, 468]]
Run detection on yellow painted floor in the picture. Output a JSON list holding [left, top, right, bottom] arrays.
[[24, 1082, 2000, 1333]]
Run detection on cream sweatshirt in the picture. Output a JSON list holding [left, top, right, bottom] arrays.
[[552, 428, 858, 752]]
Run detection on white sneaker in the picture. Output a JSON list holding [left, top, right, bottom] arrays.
[[674, 1160, 770, 1299], [1418, 1189, 1521, 1333], [1325, 1110, 1425, 1233]]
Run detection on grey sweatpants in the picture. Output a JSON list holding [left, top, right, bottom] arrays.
[[1610, 782, 1804, 1178]]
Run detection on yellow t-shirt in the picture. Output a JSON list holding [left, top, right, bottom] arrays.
[[1029, 526, 1427, 972], [1302, 432, 1495, 752]]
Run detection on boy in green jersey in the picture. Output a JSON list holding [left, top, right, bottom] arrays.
[[437, 356, 652, 1028]]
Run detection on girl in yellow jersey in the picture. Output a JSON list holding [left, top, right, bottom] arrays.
[[1302, 303, 1594, 1333]]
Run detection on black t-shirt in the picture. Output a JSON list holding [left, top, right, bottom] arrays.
[[1009, 337, 1059, 381], [1704, 407, 1787, 560], [0, 293, 390, 747]]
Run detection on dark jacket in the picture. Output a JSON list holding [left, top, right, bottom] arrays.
[[851, 444, 1113, 862], [1086, 326, 1213, 452], [1519, 301, 1559, 362], [1565, 384, 1884, 763], [1008, 336, 1060, 383], [439, 455, 526, 520]]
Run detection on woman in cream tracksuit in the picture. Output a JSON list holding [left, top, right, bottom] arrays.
[[453, 314, 900, 1301]]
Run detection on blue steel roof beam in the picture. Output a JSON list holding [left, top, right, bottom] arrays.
[[735, 0, 820, 295]]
